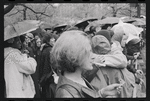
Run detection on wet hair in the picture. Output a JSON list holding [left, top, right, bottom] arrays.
[[51, 30, 91, 74]]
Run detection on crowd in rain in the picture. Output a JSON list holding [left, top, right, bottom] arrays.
[[4, 16, 146, 98]]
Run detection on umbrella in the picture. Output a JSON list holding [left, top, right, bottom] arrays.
[[74, 18, 98, 30], [92, 17, 136, 26], [52, 24, 68, 33], [132, 18, 146, 26], [4, 25, 19, 41], [4, 20, 43, 41], [111, 20, 143, 44]]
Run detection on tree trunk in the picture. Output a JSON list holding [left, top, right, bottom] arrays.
[[137, 3, 141, 18]]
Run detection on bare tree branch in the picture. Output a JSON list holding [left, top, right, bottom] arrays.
[[17, 3, 53, 18], [6, 9, 23, 17]]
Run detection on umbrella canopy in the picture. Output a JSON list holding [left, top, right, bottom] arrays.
[[4, 20, 43, 41], [40, 22, 54, 31], [111, 20, 143, 43], [52, 24, 68, 34], [132, 18, 146, 26], [91, 17, 136, 26], [74, 18, 98, 30], [4, 25, 19, 41]]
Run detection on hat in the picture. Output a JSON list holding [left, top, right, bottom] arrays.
[[95, 30, 112, 44], [26, 33, 34, 40], [127, 38, 141, 46], [92, 35, 111, 54]]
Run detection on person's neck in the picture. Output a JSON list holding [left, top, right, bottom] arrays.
[[64, 68, 82, 81]]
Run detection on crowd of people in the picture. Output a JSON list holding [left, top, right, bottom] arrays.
[[4, 19, 146, 98]]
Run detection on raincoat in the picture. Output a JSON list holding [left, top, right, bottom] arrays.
[[4, 47, 37, 98]]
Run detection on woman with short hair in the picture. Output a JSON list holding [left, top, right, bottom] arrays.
[[51, 30, 123, 98]]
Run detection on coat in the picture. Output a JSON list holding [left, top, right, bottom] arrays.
[[4, 47, 37, 98], [39, 44, 54, 98], [55, 75, 101, 98], [83, 41, 136, 97], [39, 44, 53, 80]]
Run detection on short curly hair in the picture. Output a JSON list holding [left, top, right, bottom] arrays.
[[50, 30, 91, 74]]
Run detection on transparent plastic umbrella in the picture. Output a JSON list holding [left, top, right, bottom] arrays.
[[4, 20, 43, 41], [111, 20, 143, 43]]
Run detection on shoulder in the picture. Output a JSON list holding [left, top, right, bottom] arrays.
[[55, 87, 74, 98], [56, 84, 81, 98]]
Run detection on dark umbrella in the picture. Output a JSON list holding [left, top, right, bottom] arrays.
[[52, 24, 68, 34], [74, 18, 98, 31]]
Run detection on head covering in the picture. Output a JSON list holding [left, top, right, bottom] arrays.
[[127, 38, 141, 46], [26, 33, 34, 41], [111, 26, 124, 43], [92, 35, 111, 54], [95, 30, 112, 44]]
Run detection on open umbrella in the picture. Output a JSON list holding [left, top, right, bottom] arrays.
[[74, 17, 98, 30], [4, 20, 43, 41], [111, 20, 143, 43], [132, 18, 146, 26], [92, 17, 136, 26], [52, 23, 68, 34]]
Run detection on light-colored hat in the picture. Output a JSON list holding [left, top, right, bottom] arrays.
[[92, 35, 111, 54], [26, 33, 34, 40]]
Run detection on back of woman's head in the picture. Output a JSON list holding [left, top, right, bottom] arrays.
[[51, 30, 91, 74]]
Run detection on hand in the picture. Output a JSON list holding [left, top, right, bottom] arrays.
[[94, 55, 105, 63], [133, 52, 140, 59], [136, 69, 143, 76], [99, 83, 123, 98]]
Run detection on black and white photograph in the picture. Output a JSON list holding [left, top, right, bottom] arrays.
[[4, 3, 146, 98]]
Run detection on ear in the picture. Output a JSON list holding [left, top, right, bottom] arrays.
[[7, 38, 14, 43]]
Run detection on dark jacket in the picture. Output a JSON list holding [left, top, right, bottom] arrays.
[[39, 43, 53, 80], [39, 43, 54, 98], [55, 75, 101, 98]]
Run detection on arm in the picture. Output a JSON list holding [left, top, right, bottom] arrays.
[[104, 49, 127, 69], [9, 51, 37, 74], [104, 41, 127, 68]]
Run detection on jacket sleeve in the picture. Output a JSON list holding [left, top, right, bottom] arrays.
[[104, 42, 127, 69], [42, 51, 52, 76], [10, 51, 37, 74]]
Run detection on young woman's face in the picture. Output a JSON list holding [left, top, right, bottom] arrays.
[[49, 38, 55, 46], [81, 49, 94, 71], [36, 39, 41, 47], [13, 37, 22, 49]]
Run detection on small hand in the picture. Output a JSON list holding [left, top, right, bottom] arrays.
[[99, 83, 123, 98], [133, 52, 140, 59], [94, 55, 105, 63]]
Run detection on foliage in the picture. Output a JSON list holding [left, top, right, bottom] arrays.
[[4, 3, 146, 27]]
